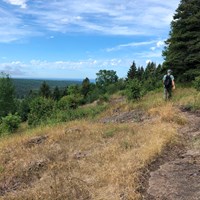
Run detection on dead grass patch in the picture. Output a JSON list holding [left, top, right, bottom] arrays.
[[0, 90, 190, 199], [0, 116, 178, 200]]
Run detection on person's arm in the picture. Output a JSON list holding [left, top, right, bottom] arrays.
[[163, 75, 166, 85], [171, 75, 175, 89], [172, 80, 175, 89]]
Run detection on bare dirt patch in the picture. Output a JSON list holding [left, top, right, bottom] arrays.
[[100, 109, 150, 123], [142, 109, 200, 200], [0, 158, 48, 196], [24, 135, 48, 148]]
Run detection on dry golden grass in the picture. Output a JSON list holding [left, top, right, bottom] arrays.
[[0, 90, 189, 200]]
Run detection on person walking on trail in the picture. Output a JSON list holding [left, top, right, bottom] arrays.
[[163, 69, 175, 100]]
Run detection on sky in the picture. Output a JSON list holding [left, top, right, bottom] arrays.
[[0, 0, 180, 80]]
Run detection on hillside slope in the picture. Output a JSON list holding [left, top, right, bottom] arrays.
[[0, 88, 199, 200], [143, 109, 200, 200]]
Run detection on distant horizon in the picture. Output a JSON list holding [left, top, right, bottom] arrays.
[[11, 76, 96, 82]]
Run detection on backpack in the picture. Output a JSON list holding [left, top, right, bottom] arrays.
[[164, 75, 172, 89]]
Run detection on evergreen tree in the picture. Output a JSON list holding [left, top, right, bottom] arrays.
[[155, 64, 163, 80], [144, 62, 156, 79], [61, 86, 69, 97], [0, 72, 16, 117], [140, 66, 145, 81], [81, 77, 90, 97], [163, 0, 200, 81], [68, 84, 81, 95], [39, 81, 51, 98], [127, 61, 137, 80], [52, 86, 60, 101]]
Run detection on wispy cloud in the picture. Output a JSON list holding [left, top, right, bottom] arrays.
[[150, 40, 165, 51], [106, 40, 157, 52], [3, 0, 28, 9], [0, 6, 41, 42], [0, 0, 180, 42], [0, 58, 132, 78]]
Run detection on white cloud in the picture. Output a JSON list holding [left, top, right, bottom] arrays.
[[4, 0, 28, 8], [0, 7, 41, 42], [146, 60, 152, 64], [0, 0, 180, 42], [106, 40, 157, 52], [157, 41, 165, 47], [150, 40, 165, 51], [150, 47, 156, 51], [0, 58, 131, 78]]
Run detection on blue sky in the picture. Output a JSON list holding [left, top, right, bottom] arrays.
[[0, 0, 180, 79]]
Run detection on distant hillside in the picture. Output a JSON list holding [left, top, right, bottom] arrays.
[[12, 78, 82, 98]]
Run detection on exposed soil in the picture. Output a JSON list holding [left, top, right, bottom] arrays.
[[141, 108, 200, 200], [0, 158, 48, 196], [100, 109, 150, 123]]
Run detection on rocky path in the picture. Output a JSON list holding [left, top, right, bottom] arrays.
[[143, 110, 200, 200]]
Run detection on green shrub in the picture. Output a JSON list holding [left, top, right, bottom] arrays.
[[193, 76, 200, 91], [0, 113, 21, 134], [28, 97, 55, 126], [57, 94, 83, 110], [180, 69, 200, 83], [17, 98, 31, 122], [98, 94, 109, 105], [53, 105, 107, 123], [125, 79, 142, 100]]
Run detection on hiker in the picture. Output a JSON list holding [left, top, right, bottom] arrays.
[[163, 69, 175, 100]]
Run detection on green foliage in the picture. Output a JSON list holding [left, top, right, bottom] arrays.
[[143, 62, 157, 80], [0, 113, 21, 134], [39, 81, 51, 98], [0, 72, 16, 118], [52, 86, 61, 101], [163, 0, 200, 81], [47, 104, 107, 124], [85, 85, 101, 103], [17, 99, 30, 122], [127, 61, 137, 80], [12, 78, 81, 98], [67, 84, 81, 95], [57, 94, 83, 110], [125, 79, 142, 100], [142, 77, 161, 94], [96, 70, 118, 88], [81, 77, 90, 97], [181, 69, 200, 82], [193, 76, 200, 91], [98, 94, 109, 104], [28, 97, 55, 126]]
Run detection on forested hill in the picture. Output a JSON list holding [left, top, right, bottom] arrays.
[[12, 78, 82, 98]]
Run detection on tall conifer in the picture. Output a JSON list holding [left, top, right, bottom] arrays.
[[163, 0, 200, 81]]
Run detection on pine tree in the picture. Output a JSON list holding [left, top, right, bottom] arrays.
[[163, 0, 200, 81], [155, 64, 163, 80], [81, 77, 90, 97], [127, 61, 137, 80], [137, 66, 144, 81], [39, 81, 51, 98], [0, 72, 16, 117], [52, 86, 60, 101], [144, 62, 156, 79]]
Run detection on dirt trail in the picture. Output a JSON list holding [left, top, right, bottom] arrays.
[[143, 109, 200, 200]]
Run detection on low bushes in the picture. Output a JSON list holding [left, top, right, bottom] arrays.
[[0, 113, 21, 135]]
